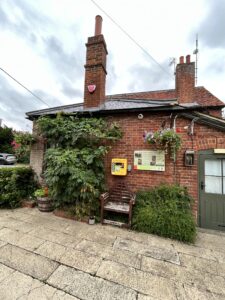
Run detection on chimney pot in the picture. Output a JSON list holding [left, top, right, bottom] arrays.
[[95, 15, 102, 36], [186, 54, 191, 63], [176, 54, 195, 104], [84, 16, 107, 109]]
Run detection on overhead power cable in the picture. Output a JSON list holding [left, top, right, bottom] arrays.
[[90, 0, 173, 79], [0, 67, 50, 108]]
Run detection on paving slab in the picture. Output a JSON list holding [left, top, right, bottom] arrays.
[[35, 240, 67, 261], [59, 247, 102, 275], [35, 239, 102, 274], [0, 244, 59, 280], [180, 252, 225, 277], [29, 226, 80, 247], [76, 239, 141, 268], [114, 237, 180, 265], [141, 255, 182, 278], [1, 208, 225, 299], [47, 264, 137, 300], [173, 240, 217, 261], [211, 249, 225, 264], [78, 228, 117, 246], [195, 231, 225, 252], [97, 260, 177, 299], [138, 294, 158, 300], [0, 216, 36, 233], [0, 240, 6, 248], [76, 238, 109, 256], [8, 210, 35, 222], [176, 284, 225, 300], [0, 268, 78, 300], [141, 254, 225, 296], [0, 227, 44, 251], [0, 262, 15, 283]]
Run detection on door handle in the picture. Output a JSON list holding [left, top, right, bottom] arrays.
[[200, 181, 205, 190]]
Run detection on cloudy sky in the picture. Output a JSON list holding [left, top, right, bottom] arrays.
[[0, 0, 225, 131]]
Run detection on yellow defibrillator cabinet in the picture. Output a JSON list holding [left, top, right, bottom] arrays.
[[111, 158, 127, 176]]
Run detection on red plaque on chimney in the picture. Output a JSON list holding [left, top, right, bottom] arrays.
[[88, 84, 96, 94]]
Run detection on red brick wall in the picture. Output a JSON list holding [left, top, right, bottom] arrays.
[[176, 58, 195, 104], [84, 35, 108, 108], [104, 112, 225, 220], [30, 121, 45, 182]]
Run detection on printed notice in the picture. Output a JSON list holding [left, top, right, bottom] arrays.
[[134, 150, 165, 171]]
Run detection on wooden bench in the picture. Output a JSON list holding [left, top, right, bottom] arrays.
[[100, 182, 136, 228]]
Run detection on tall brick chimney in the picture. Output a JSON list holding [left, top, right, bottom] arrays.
[[84, 15, 108, 109], [175, 55, 195, 104]]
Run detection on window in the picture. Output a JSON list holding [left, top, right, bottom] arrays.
[[205, 159, 225, 194]]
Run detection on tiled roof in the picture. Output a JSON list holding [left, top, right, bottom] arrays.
[[101, 99, 178, 110], [26, 86, 224, 119], [106, 89, 176, 100], [26, 98, 180, 118], [106, 87, 224, 107], [195, 87, 224, 107]]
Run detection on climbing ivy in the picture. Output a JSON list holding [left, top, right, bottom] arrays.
[[37, 114, 122, 217]]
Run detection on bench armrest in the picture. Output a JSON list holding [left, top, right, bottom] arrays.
[[100, 192, 109, 205], [131, 194, 136, 205]]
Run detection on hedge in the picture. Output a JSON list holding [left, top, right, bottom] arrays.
[[0, 167, 36, 208], [132, 185, 196, 243]]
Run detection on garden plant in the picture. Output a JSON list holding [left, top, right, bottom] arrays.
[[37, 114, 122, 219], [132, 184, 196, 243]]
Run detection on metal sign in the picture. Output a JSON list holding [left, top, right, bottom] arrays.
[[134, 150, 165, 171]]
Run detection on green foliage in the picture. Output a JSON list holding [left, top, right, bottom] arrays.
[[37, 114, 122, 148], [0, 167, 37, 208], [0, 127, 14, 153], [34, 188, 46, 198], [132, 185, 196, 243], [37, 115, 122, 217], [146, 128, 182, 159], [14, 131, 35, 145], [13, 131, 35, 163], [13, 146, 30, 163]]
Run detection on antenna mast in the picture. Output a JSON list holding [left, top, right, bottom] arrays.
[[169, 57, 176, 76], [193, 34, 199, 85]]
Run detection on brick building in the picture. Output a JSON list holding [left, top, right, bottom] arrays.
[[27, 16, 225, 231]]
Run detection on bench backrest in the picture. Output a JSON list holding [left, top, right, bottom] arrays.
[[109, 182, 132, 203]]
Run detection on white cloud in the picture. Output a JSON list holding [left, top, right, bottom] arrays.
[[0, 0, 224, 131]]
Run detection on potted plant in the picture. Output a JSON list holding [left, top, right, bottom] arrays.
[[144, 128, 182, 160], [88, 215, 95, 225], [21, 196, 36, 208], [34, 187, 53, 212]]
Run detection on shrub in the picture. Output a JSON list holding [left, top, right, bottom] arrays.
[[132, 185, 196, 243], [36, 115, 122, 218], [0, 127, 14, 153], [0, 167, 36, 208], [13, 131, 35, 163]]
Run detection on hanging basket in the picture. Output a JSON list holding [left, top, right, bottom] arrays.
[[145, 128, 182, 160]]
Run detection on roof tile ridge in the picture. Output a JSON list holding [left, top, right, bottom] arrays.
[[106, 88, 176, 98]]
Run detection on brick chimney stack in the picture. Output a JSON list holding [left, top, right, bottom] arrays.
[[175, 55, 195, 104], [84, 15, 108, 109]]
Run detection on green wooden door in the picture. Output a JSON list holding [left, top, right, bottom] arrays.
[[199, 153, 225, 231]]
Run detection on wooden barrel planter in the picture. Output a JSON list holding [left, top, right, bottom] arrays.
[[37, 197, 53, 212]]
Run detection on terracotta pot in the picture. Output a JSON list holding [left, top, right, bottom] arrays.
[[37, 197, 53, 212], [21, 200, 36, 208]]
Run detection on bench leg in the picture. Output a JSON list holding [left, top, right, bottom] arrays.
[[101, 206, 104, 225], [128, 203, 133, 228]]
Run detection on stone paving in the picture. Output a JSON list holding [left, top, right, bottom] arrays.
[[0, 208, 225, 299]]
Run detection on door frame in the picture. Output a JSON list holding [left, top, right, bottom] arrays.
[[198, 149, 225, 228]]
